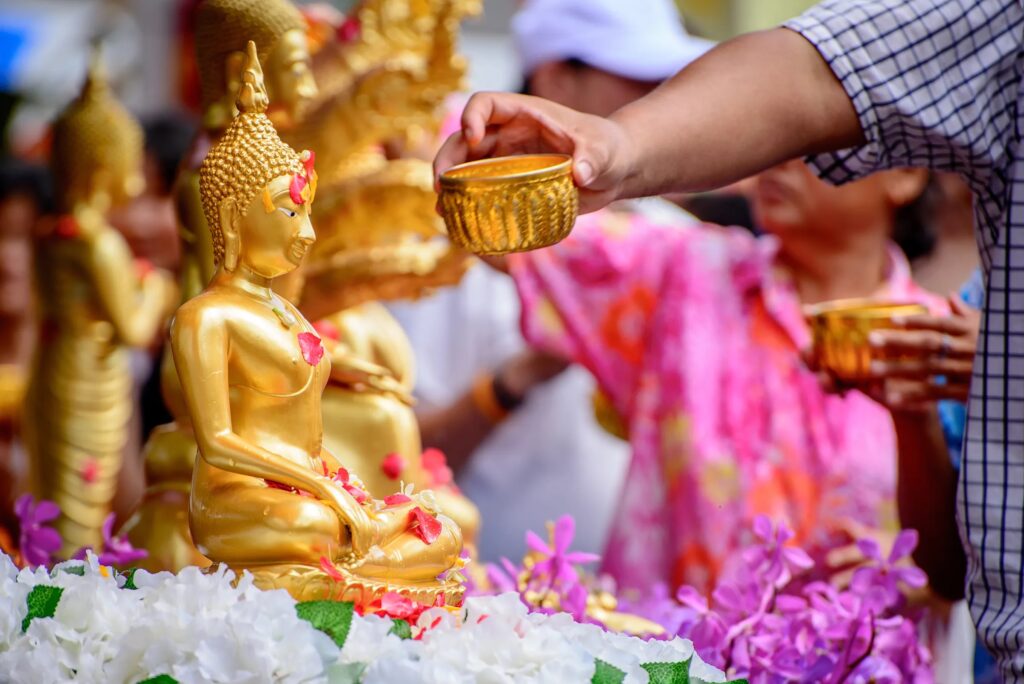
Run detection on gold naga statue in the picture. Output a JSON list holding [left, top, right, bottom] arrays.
[[23, 51, 177, 557], [171, 42, 464, 605]]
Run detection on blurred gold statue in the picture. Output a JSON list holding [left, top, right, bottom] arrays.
[[24, 51, 176, 556], [172, 43, 464, 606]]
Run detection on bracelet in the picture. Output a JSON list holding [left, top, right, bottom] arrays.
[[471, 373, 510, 424]]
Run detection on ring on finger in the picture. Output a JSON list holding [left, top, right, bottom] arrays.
[[938, 333, 952, 359]]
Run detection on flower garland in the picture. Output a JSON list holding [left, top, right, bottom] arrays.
[[0, 553, 732, 684]]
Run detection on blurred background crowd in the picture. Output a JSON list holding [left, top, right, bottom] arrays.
[[0, 0, 991, 681]]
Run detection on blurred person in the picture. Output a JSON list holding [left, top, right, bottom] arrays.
[[388, 0, 710, 563], [0, 158, 51, 537], [485, 159, 941, 596], [910, 173, 979, 295]]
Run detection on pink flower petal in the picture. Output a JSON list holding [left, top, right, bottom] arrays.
[[312, 319, 340, 341], [381, 453, 405, 480], [525, 530, 550, 555], [384, 493, 412, 506], [888, 529, 919, 564], [408, 507, 442, 545], [298, 332, 324, 366], [320, 556, 344, 582]]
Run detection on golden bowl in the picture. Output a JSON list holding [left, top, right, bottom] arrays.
[[438, 154, 578, 255], [807, 299, 928, 383]]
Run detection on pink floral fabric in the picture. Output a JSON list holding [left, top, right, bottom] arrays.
[[509, 211, 943, 594]]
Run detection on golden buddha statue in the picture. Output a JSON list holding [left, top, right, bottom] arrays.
[[23, 52, 177, 557], [172, 43, 464, 606], [125, 0, 319, 568]]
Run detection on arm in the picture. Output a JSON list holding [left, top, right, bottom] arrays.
[[435, 29, 860, 213], [437, 0, 1021, 211], [169, 307, 375, 548], [88, 223, 175, 347], [892, 410, 966, 600], [418, 350, 569, 474]]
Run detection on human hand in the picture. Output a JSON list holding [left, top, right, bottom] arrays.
[[433, 93, 634, 214], [863, 295, 979, 411]]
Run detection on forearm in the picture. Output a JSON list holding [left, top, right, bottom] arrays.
[[611, 28, 863, 197], [893, 411, 966, 600], [417, 395, 494, 475]]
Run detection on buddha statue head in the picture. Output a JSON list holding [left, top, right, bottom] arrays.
[[51, 49, 145, 213], [199, 41, 317, 277], [195, 0, 317, 132]]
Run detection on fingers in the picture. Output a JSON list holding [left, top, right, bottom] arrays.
[[889, 313, 973, 336], [868, 328, 975, 358], [866, 355, 974, 380], [868, 378, 971, 409]]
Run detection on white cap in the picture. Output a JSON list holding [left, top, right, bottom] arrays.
[[512, 0, 714, 82]]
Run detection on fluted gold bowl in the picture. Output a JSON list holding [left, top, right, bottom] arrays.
[[807, 299, 928, 383], [438, 154, 578, 255]]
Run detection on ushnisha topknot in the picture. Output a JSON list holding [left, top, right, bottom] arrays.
[[198, 41, 307, 266], [195, 0, 306, 111], [51, 47, 144, 209]]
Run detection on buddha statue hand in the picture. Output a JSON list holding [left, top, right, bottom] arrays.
[[326, 343, 414, 405]]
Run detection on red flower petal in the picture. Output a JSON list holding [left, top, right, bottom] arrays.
[[408, 507, 442, 545], [333, 467, 350, 484], [421, 448, 446, 470], [80, 457, 100, 484], [54, 216, 78, 239], [289, 173, 308, 205], [298, 332, 324, 366], [381, 453, 405, 480], [134, 258, 154, 279], [320, 556, 344, 582], [312, 319, 340, 341], [384, 493, 412, 506], [337, 16, 361, 42], [342, 483, 369, 504], [380, 591, 419, 619]]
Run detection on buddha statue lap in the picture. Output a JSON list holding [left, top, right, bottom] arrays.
[[23, 52, 177, 556], [172, 43, 463, 606]]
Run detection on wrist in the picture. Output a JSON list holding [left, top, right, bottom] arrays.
[[470, 371, 522, 425]]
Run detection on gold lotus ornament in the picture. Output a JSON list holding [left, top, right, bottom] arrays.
[[807, 299, 928, 383], [439, 154, 578, 255]]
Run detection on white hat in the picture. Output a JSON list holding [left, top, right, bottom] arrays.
[[512, 0, 714, 82]]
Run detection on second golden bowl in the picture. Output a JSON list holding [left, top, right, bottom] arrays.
[[807, 299, 928, 383], [438, 154, 578, 255]]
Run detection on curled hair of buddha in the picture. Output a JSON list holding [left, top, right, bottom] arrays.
[[199, 41, 303, 266], [195, 0, 305, 111], [51, 48, 143, 209]]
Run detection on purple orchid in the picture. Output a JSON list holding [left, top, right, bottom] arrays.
[[72, 513, 147, 566], [525, 515, 599, 589], [15, 494, 62, 567], [850, 529, 928, 607]]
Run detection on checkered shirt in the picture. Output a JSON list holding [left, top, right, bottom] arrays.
[[785, 0, 1024, 678]]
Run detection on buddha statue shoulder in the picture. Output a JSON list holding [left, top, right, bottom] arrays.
[[23, 51, 177, 556], [128, 0, 319, 570], [172, 43, 463, 606]]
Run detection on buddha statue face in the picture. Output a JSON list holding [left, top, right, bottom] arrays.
[[221, 174, 315, 279], [196, 0, 318, 132], [264, 29, 317, 126]]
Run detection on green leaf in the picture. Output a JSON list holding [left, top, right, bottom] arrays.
[[295, 600, 355, 649], [21, 585, 64, 632], [389, 618, 412, 640], [592, 659, 626, 684], [59, 565, 85, 576], [642, 657, 691, 684], [121, 568, 139, 590], [139, 676, 179, 684]]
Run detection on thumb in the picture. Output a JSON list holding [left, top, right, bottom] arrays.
[[948, 291, 973, 317], [573, 158, 595, 187]]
